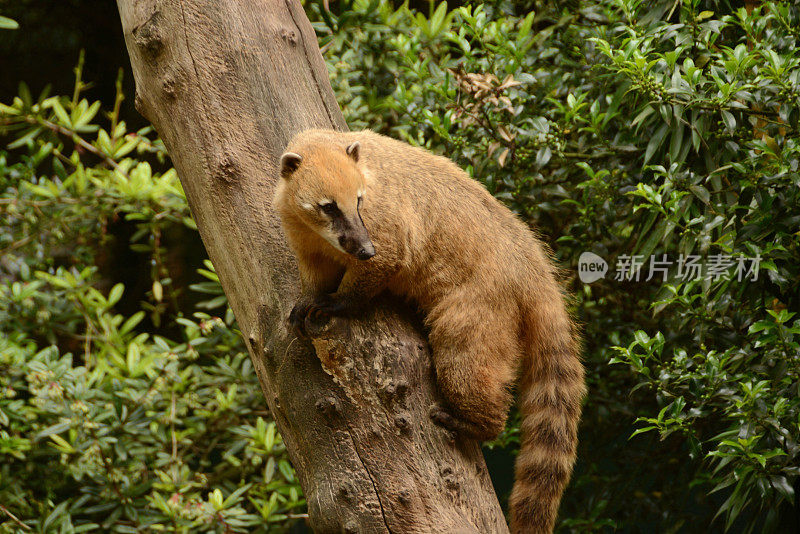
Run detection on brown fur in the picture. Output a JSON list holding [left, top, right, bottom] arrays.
[[273, 129, 586, 533]]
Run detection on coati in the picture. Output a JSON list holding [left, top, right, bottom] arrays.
[[272, 129, 585, 534]]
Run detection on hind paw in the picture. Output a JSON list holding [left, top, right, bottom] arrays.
[[429, 404, 504, 441], [430, 404, 477, 436], [430, 404, 457, 429]]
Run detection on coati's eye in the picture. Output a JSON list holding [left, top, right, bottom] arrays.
[[357, 195, 363, 208], [319, 201, 339, 216]]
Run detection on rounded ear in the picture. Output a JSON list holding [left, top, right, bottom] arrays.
[[346, 141, 360, 163], [279, 152, 302, 179]]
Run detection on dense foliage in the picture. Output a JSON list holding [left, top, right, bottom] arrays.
[[1, 0, 798, 532], [313, 0, 800, 530], [0, 61, 304, 532]]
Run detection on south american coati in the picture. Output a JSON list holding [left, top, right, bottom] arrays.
[[272, 129, 585, 534]]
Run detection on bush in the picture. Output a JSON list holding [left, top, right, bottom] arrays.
[[1, 1, 798, 532], [312, 0, 799, 530], [0, 61, 304, 532]]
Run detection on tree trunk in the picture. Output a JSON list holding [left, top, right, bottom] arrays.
[[115, 1, 509, 532]]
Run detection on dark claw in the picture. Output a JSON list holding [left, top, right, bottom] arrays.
[[308, 294, 351, 318], [429, 404, 464, 435], [430, 404, 502, 441], [289, 299, 313, 335], [308, 303, 331, 323], [289, 295, 352, 336]]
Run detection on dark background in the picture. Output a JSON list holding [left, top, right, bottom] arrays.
[[0, 0, 142, 126], [0, 0, 453, 120]]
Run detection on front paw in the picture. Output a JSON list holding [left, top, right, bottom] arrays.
[[289, 297, 315, 334], [307, 294, 350, 321], [289, 295, 349, 335]]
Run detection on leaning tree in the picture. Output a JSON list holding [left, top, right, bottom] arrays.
[[115, 1, 509, 532]]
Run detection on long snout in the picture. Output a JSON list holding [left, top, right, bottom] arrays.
[[338, 215, 375, 260], [356, 240, 375, 260]]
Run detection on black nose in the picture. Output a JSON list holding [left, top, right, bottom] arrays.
[[357, 248, 375, 260]]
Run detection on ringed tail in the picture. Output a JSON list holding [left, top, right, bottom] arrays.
[[509, 300, 585, 534]]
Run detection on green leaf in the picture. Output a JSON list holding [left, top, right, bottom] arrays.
[[720, 110, 736, 132], [0, 15, 19, 30], [8, 126, 44, 149], [43, 501, 70, 531], [644, 123, 668, 165], [18, 81, 32, 109], [631, 106, 655, 129], [223, 484, 252, 508], [630, 426, 657, 439], [689, 185, 710, 205], [51, 99, 72, 127], [518, 11, 534, 40], [36, 421, 72, 440], [668, 122, 684, 163], [120, 311, 145, 335], [107, 283, 125, 306]]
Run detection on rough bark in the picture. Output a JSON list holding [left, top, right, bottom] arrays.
[[115, 1, 509, 532]]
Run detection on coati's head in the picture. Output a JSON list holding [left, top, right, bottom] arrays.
[[274, 141, 375, 260]]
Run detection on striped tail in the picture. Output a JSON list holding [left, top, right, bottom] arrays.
[[509, 307, 585, 533]]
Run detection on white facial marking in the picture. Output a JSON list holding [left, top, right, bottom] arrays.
[[320, 228, 347, 253], [301, 202, 314, 211]]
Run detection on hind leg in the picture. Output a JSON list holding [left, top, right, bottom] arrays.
[[427, 304, 520, 441]]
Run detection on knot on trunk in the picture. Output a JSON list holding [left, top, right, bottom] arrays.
[[379, 379, 409, 407], [315, 394, 340, 417], [215, 152, 240, 183], [280, 27, 298, 45], [132, 10, 164, 60]]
